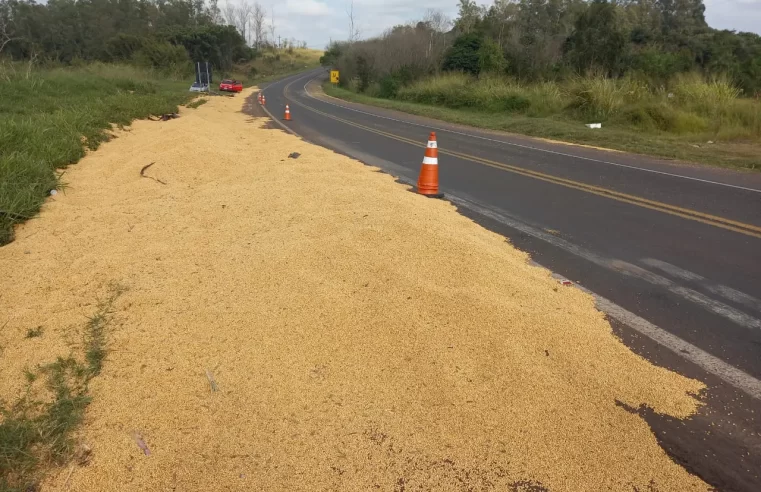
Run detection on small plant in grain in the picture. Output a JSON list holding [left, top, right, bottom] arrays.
[[25, 326, 44, 338]]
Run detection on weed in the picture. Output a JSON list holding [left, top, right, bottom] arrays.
[[0, 284, 126, 491], [567, 74, 629, 120], [187, 98, 208, 109], [671, 73, 741, 113], [25, 326, 44, 339], [23, 368, 37, 383]]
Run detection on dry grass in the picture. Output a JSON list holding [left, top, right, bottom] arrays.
[[0, 89, 707, 491]]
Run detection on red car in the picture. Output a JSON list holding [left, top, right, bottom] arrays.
[[219, 79, 243, 92]]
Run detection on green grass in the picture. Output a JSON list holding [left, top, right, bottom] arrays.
[[187, 98, 208, 109], [0, 63, 193, 246], [0, 284, 125, 492], [325, 74, 761, 171]]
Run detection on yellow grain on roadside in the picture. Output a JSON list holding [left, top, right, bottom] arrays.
[[0, 88, 708, 491]]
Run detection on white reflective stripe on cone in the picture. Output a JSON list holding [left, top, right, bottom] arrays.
[[427, 141, 438, 148], [422, 156, 438, 165]]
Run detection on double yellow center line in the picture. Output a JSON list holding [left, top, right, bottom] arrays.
[[283, 79, 761, 239]]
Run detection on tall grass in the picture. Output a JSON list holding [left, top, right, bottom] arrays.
[[387, 71, 760, 140], [672, 73, 741, 111], [0, 64, 192, 245], [396, 74, 566, 115]]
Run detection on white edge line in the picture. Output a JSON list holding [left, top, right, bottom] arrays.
[[446, 193, 761, 401], [593, 293, 761, 400], [301, 76, 761, 195], [267, 70, 761, 401]]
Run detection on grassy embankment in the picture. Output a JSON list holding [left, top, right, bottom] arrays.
[[324, 73, 761, 171], [0, 64, 192, 245], [0, 52, 322, 246]]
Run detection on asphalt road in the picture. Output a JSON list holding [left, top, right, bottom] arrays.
[[253, 69, 761, 491]]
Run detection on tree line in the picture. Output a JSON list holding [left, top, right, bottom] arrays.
[[0, 0, 308, 71], [325, 0, 761, 96]]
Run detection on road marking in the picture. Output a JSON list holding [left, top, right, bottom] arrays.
[[447, 194, 761, 400], [711, 285, 761, 313], [611, 261, 761, 331], [261, 74, 761, 400], [282, 79, 761, 239], [593, 294, 761, 400], [643, 258, 761, 312], [641, 258, 705, 282], [301, 75, 761, 195]]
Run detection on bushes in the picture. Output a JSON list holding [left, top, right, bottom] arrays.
[[398, 74, 537, 113], [377, 67, 417, 98]]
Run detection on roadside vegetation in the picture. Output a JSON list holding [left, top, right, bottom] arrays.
[[236, 48, 322, 85], [0, 284, 125, 492], [0, 0, 320, 246], [0, 64, 192, 245], [324, 73, 761, 169], [322, 0, 761, 170]]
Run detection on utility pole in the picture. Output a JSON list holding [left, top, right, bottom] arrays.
[[278, 35, 281, 49]]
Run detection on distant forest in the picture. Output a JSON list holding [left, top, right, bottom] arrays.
[[322, 0, 761, 95], [0, 0, 306, 71]]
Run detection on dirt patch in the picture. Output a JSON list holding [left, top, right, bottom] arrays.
[[0, 88, 708, 491]]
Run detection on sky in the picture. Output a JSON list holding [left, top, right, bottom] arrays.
[[262, 0, 761, 50]]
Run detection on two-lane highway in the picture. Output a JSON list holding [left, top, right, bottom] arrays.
[[252, 70, 761, 491]]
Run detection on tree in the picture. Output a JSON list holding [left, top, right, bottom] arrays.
[[655, 0, 707, 39], [346, 0, 360, 43], [222, 1, 237, 27], [564, 0, 627, 75], [478, 37, 506, 73], [483, 0, 518, 50], [454, 0, 483, 35], [269, 6, 276, 48], [443, 33, 482, 75], [1, 0, 14, 55], [207, 0, 224, 24], [505, 0, 584, 78], [251, 3, 266, 48]]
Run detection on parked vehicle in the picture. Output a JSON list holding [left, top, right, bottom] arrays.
[[219, 79, 243, 92], [189, 82, 208, 93]]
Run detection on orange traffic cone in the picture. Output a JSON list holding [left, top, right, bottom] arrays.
[[417, 132, 442, 197], [258, 93, 262, 104], [284, 104, 291, 121], [262, 95, 266, 106]]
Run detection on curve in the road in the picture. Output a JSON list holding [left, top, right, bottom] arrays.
[[289, 76, 761, 239], [254, 70, 761, 491]]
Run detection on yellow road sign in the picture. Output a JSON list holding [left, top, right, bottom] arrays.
[[330, 70, 340, 84]]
